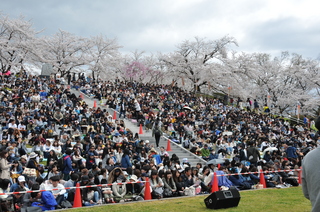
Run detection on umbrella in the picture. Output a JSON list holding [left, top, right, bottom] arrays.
[[263, 147, 278, 154], [262, 147, 278, 157], [206, 158, 225, 165], [183, 106, 194, 111]]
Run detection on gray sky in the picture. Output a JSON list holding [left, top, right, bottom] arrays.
[[2, 0, 320, 59]]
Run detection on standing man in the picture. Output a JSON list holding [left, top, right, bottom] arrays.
[[61, 149, 74, 181], [246, 141, 260, 166], [119, 100, 127, 119], [152, 118, 163, 148], [302, 117, 320, 212]]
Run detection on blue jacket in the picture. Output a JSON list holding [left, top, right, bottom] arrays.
[[121, 155, 132, 169], [229, 175, 244, 186], [215, 170, 234, 188], [62, 155, 73, 174], [31, 191, 57, 211], [286, 146, 297, 158]]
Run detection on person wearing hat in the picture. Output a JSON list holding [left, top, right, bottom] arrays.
[[10, 159, 23, 183], [10, 175, 29, 192], [126, 174, 142, 198], [19, 155, 28, 168], [25, 152, 40, 181], [113, 132, 121, 144]]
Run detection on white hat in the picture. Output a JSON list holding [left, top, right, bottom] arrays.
[[18, 175, 26, 182], [20, 155, 28, 160], [130, 175, 138, 182], [29, 152, 38, 158], [145, 140, 149, 144]]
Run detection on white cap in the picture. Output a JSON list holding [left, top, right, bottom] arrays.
[[145, 140, 149, 144], [18, 175, 26, 182]]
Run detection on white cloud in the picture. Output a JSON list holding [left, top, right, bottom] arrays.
[[1, 0, 320, 58]]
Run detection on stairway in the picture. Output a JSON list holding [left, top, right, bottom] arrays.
[[72, 89, 207, 167]]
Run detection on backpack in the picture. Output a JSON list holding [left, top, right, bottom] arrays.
[[58, 155, 69, 171], [154, 127, 161, 135]]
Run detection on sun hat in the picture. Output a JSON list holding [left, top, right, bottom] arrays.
[[29, 152, 38, 158], [130, 175, 138, 182]]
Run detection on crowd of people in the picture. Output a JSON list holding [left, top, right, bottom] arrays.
[[0, 71, 317, 211]]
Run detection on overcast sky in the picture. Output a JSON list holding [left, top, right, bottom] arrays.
[[2, 0, 320, 59]]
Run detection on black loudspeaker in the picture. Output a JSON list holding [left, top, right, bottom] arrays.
[[204, 189, 241, 209]]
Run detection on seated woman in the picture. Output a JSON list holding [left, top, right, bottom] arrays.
[[81, 176, 101, 206], [42, 140, 53, 159], [162, 170, 178, 197], [46, 165, 60, 180], [108, 167, 125, 184], [10, 160, 23, 184], [101, 179, 115, 204], [149, 170, 164, 199], [125, 175, 142, 201], [51, 141, 62, 156], [172, 169, 185, 196], [46, 150, 58, 167], [112, 175, 127, 202]]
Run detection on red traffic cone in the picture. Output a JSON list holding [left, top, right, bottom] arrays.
[[166, 139, 172, 151], [113, 110, 117, 120], [144, 177, 152, 200], [139, 124, 143, 134], [211, 172, 219, 193], [298, 166, 302, 184], [73, 182, 82, 208], [217, 164, 221, 169], [93, 100, 97, 108], [259, 172, 267, 188]]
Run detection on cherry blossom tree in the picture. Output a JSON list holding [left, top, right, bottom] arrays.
[[86, 34, 122, 80], [0, 13, 40, 74], [161, 36, 238, 93], [39, 29, 89, 76]]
